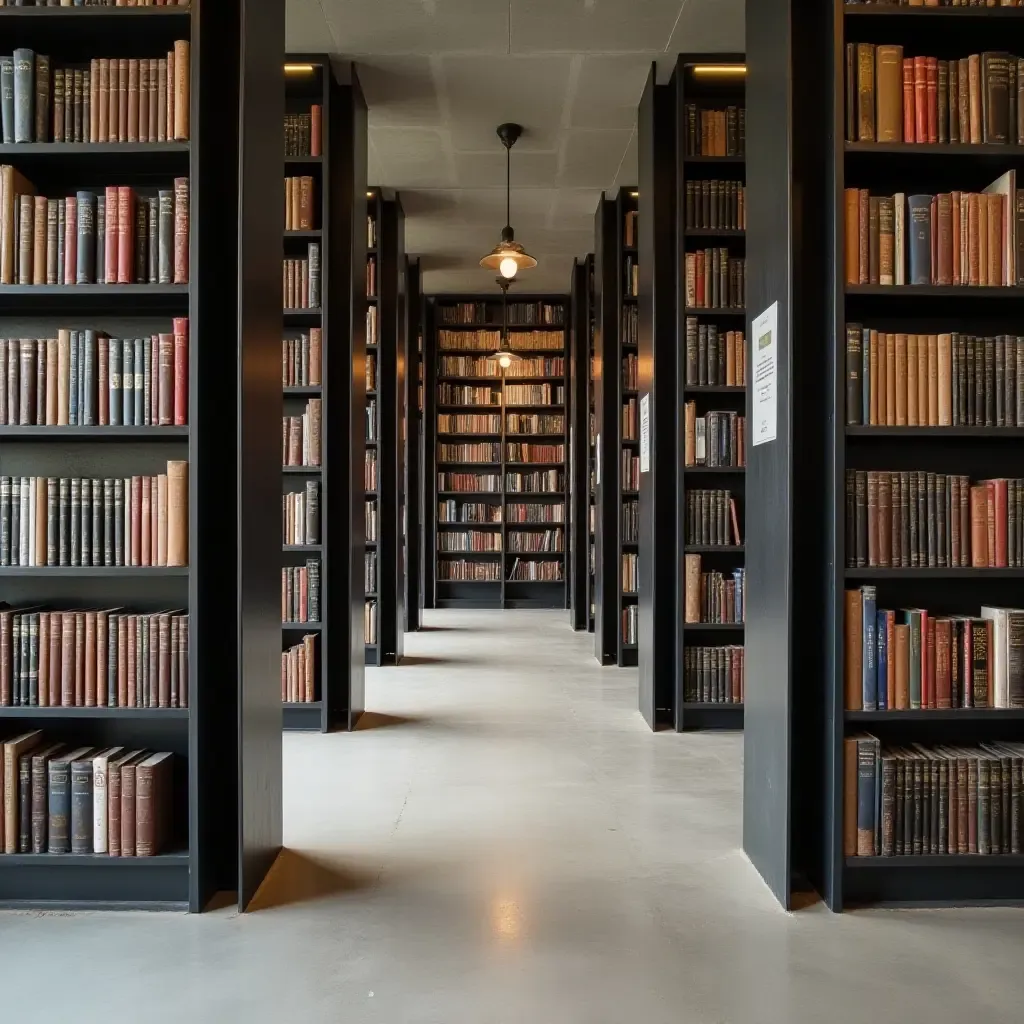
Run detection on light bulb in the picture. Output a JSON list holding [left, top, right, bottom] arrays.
[[498, 352, 513, 369], [499, 256, 518, 279]]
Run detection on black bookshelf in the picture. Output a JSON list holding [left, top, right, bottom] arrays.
[[672, 56, 747, 731], [0, 1, 284, 911], [404, 258, 423, 631], [425, 294, 569, 609], [568, 257, 589, 631], [364, 190, 381, 664], [281, 56, 364, 731]]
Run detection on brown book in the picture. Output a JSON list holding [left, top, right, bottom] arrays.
[[173, 176, 188, 284], [17, 193, 33, 285], [894, 623, 910, 710], [117, 186, 134, 284], [843, 738, 858, 857], [969, 53, 982, 145], [684, 400, 696, 465], [4, 731, 43, 853], [684, 554, 701, 623], [309, 327, 322, 386], [869, 330, 879, 425], [916, 334, 928, 433], [885, 332, 896, 425], [47, 611, 60, 707], [97, 58, 109, 143], [173, 40, 189, 141], [906, 334, 918, 425], [148, 58, 159, 143], [156, 474, 168, 566], [876, 45, 903, 142], [867, 470, 879, 566], [857, 43, 876, 142], [135, 751, 172, 856], [127, 59, 139, 142], [130, 475, 141, 565], [74, 611, 85, 707], [37, 612, 50, 708], [31, 194, 46, 285], [30, 742, 65, 852], [309, 398, 322, 466], [311, 104, 322, 156], [59, 611, 74, 706], [895, 333, 908, 425], [971, 484, 989, 567], [138, 59, 149, 143], [858, 189, 869, 284], [109, 750, 144, 856], [157, 57, 168, 142], [158, 614, 171, 707], [938, 333, 952, 426], [878, 195, 894, 285], [987, 192, 1003, 287], [879, 472, 892, 567], [868, 195, 880, 284], [936, 193, 952, 285], [117, 58, 128, 142], [299, 176, 314, 230], [927, 334, 938, 426], [117, 614, 128, 707], [284, 177, 293, 231], [167, 460, 188, 566], [84, 611, 97, 707], [968, 192, 981, 286], [141, 475, 152, 567]]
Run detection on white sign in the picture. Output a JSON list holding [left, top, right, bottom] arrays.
[[639, 394, 650, 473], [596, 434, 601, 485], [751, 301, 778, 447]]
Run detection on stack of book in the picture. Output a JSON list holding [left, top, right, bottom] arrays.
[[281, 635, 317, 703], [284, 176, 316, 230], [283, 106, 321, 157], [282, 481, 320, 545], [281, 559, 320, 623], [282, 243, 320, 309], [685, 181, 746, 230], [682, 103, 745, 156], [282, 329, 322, 388], [281, 398, 321, 467]]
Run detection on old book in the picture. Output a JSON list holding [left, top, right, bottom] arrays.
[[844, 188, 860, 285], [4, 729, 42, 852], [876, 45, 903, 143], [845, 589, 863, 710], [166, 460, 188, 566], [173, 176, 188, 284], [107, 749, 144, 857], [878, 195, 894, 285], [69, 755, 95, 854], [907, 195, 932, 285], [173, 40, 189, 141], [684, 554, 701, 623], [135, 751, 172, 856], [857, 43, 876, 142]]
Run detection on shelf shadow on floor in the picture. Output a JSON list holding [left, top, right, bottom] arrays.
[[353, 711, 426, 730], [396, 654, 481, 668], [247, 849, 380, 911]]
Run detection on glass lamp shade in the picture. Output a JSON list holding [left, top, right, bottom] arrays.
[[479, 239, 537, 273], [488, 347, 522, 369]]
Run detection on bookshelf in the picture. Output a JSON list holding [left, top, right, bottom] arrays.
[[568, 257, 589, 631], [672, 56, 747, 732], [404, 257, 422, 632], [0, 1, 284, 911], [587, 256, 596, 633], [615, 187, 639, 668], [364, 190, 380, 664], [425, 294, 569, 609]]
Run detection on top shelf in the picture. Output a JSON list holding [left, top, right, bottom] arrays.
[[436, 323, 565, 330], [844, 4, 1024, 16], [0, 5, 190, 17]]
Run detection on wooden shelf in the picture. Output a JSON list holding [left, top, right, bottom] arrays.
[[0, 426, 188, 438]]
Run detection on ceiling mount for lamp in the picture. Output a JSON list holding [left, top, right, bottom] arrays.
[[479, 122, 538, 280]]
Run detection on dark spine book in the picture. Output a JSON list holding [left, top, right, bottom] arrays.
[[1006, 336, 1016, 427], [0, 57, 14, 145], [77, 331, 85, 430], [83, 329, 96, 426], [109, 335, 121, 426], [103, 478, 113, 566], [18, 753, 31, 852], [907, 195, 932, 286], [122, 338, 134, 427], [91, 477, 102, 567], [308, 242, 321, 308], [79, 478, 91, 568], [147, 196, 159, 284], [996, 336, 1006, 427], [157, 190, 173, 284], [881, 754, 896, 857], [70, 477, 81, 567], [135, 199, 148, 285], [95, 195, 105, 284], [985, 336, 996, 427], [305, 479, 320, 544], [979, 757, 991, 855], [133, 338, 144, 427], [12, 48, 34, 144], [75, 191, 96, 285], [58, 477, 69, 566], [47, 757, 72, 854], [114, 478, 124, 566], [70, 758, 93, 855], [28, 612, 38, 705], [855, 471, 867, 568], [856, 738, 876, 857], [307, 558, 321, 621]]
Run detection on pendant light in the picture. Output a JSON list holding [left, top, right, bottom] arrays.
[[488, 277, 522, 370], [479, 123, 538, 280]]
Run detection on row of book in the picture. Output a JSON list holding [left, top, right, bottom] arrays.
[[439, 355, 564, 378], [847, 44, 1024, 146], [682, 104, 746, 158], [685, 320, 746, 387], [1, 732, 174, 858], [366, 499, 377, 541], [844, 178, 1021, 288], [365, 599, 377, 645], [438, 302, 565, 326], [844, 470, 1024, 568], [846, 327, 1024, 427], [281, 635, 317, 704], [508, 558, 563, 581], [1, 325, 188, 427], [281, 399, 321, 467], [437, 413, 501, 434], [365, 398, 377, 442], [505, 413, 564, 435], [845, 735, 1024, 859], [438, 501, 501, 524], [622, 452, 640, 491], [0, 465, 188, 567], [283, 481, 319, 546], [844, 1, 1024, 6], [845, 587, 1024, 711], [506, 443, 564, 463], [437, 530, 501, 552], [284, 175, 316, 231], [507, 470, 564, 493], [683, 646, 745, 704], [623, 255, 639, 298], [438, 442, 500, 464], [1, 609, 189, 708], [684, 557, 746, 624], [0, 1, 190, 5], [437, 472, 500, 493], [438, 330, 564, 353], [684, 408, 746, 468], [365, 449, 377, 491], [507, 502, 564, 523], [0, 172, 189, 285], [284, 107, 321, 157], [622, 552, 638, 593], [623, 398, 638, 441], [505, 383, 564, 405], [438, 559, 500, 582], [623, 604, 637, 645], [364, 550, 376, 592], [686, 489, 743, 547], [0, 44, 189, 145], [623, 499, 638, 543], [366, 255, 376, 298], [282, 244, 321, 309], [508, 529, 563, 553], [622, 305, 638, 346], [684, 180, 746, 231], [684, 249, 746, 309], [623, 353, 637, 390], [438, 384, 498, 406], [282, 560, 320, 624], [282, 330, 321, 387]]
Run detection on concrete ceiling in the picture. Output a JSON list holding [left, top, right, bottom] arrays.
[[287, 0, 745, 294]]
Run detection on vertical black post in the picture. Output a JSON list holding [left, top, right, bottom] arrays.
[[568, 259, 589, 630], [637, 64, 677, 728], [593, 198, 619, 664], [742, 0, 831, 907], [235, 0, 285, 910], [422, 300, 437, 608], [393, 202, 407, 658], [404, 259, 422, 631]]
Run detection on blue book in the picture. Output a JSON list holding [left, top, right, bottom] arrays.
[[861, 585, 877, 711], [122, 339, 133, 426], [876, 609, 888, 711], [68, 329, 78, 426], [907, 194, 932, 286], [82, 329, 96, 426], [856, 735, 878, 856], [109, 337, 122, 426], [133, 338, 144, 427]]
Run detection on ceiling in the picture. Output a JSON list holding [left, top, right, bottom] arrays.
[[286, 0, 745, 294]]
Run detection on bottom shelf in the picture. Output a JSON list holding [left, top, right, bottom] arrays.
[[619, 644, 638, 667], [843, 855, 1024, 907], [365, 644, 379, 666], [678, 702, 744, 731], [282, 701, 323, 732]]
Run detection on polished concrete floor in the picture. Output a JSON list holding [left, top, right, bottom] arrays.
[[3, 608, 1024, 1022]]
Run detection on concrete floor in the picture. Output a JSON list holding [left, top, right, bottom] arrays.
[[3, 608, 1024, 1022]]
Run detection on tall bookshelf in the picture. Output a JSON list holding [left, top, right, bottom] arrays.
[[0, 0, 284, 910], [425, 294, 569, 609], [364, 190, 380, 664], [568, 257, 589, 631], [616, 188, 640, 668], [403, 257, 422, 632], [587, 255, 596, 633], [673, 56, 747, 731]]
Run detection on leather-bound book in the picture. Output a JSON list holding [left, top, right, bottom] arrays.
[[844, 588, 863, 711], [309, 398, 322, 466], [97, 58, 109, 142], [30, 194, 45, 286], [843, 738, 858, 857], [136, 751, 172, 857], [906, 194, 932, 285], [970, 483, 989, 567], [876, 45, 903, 142], [172, 317, 188, 424], [120, 754, 143, 856], [126, 58, 139, 143], [44, 745, 92, 855], [684, 554, 701, 623], [173, 40, 189, 141], [157, 189, 173, 283], [938, 60, 949, 144], [309, 326, 321, 386], [147, 58, 158, 143], [982, 52, 1010, 144], [70, 756, 95, 854], [857, 188, 869, 284], [116, 187, 134, 283], [299, 176, 314, 229], [166, 460, 187, 566], [935, 193, 952, 285], [173, 176, 188, 283], [969, 54, 982, 144], [925, 57, 938, 143], [116, 58, 128, 142], [857, 43, 875, 142], [878, 195, 894, 285]]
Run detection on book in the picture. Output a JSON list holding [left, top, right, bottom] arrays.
[[683, 645, 745, 703]]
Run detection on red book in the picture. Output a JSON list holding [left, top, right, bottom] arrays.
[[130, 475, 142, 565], [151, 334, 159, 425], [116, 186, 134, 284], [902, 59, 915, 143], [84, 611, 97, 707], [925, 614, 935, 709], [126, 615, 137, 708], [104, 186, 118, 284], [299, 567, 308, 622], [98, 336, 109, 425], [935, 618, 952, 709], [991, 477, 1008, 567], [117, 615, 128, 707], [926, 57, 938, 143], [63, 195, 77, 285], [914, 57, 927, 145], [172, 317, 187, 425]]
